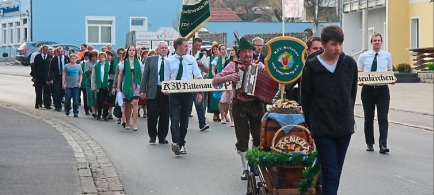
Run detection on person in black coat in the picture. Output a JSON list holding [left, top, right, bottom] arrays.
[[33, 45, 52, 109], [300, 25, 358, 195], [48, 47, 70, 111]]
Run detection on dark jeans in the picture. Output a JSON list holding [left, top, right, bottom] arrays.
[[361, 85, 390, 147], [147, 87, 170, 140], [80, 88, 89, 113], [169, 93, 193, 146], [193, 92, 207, 128], [65, 87, 80, 114], [52, 79, 64, 109], [34, 79, 51, 107], [313, 135, 352, 195], [96, 89, 109, 118], [231, 99, 264, 152]]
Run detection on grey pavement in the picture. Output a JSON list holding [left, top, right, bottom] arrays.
[[0, 106, 81, 195], [0, 63, 432, 195]]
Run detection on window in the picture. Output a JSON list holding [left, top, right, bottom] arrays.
[[86, 16, 115, 45], [130, 17, 147, 32], [16, 21, 20, 43], [410, 17, 419, 48], [2, 23, 6, 45], [367, 27, 374, 47], [9, 23, 13, 44]]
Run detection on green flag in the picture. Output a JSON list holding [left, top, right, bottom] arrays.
[[179, 0, 211, 39]]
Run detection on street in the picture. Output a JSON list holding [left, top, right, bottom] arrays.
[[0, 63, 432, 195]]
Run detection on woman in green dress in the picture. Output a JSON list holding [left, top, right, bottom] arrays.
[[80, 51, 90, 115], [84, 51, 98, 117], [208, 44, 224, 122]]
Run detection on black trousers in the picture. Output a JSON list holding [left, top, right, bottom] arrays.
[[361, 85, 390, 147], [35, 79, 51, 107], [169, 93, 193, 146], [81, 88, 89, 113], [52, 79, 64, 109], [96, 89, 109, 118], [147, 86, 170, 140]]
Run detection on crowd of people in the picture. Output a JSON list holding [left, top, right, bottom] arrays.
[[29, 24, 395, 195]]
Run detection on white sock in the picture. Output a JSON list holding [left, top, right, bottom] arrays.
[[239, 151, 248, 170]]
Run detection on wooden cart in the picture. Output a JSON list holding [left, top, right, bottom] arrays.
[[246, 118, 320, 195]]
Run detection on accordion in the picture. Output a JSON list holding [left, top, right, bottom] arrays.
[[235, 62, 278, 104]]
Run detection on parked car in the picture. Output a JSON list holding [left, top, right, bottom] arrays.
[[15, 41, 57, 66], [48, 44, 81, 54]]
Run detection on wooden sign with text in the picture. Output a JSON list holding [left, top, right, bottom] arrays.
[[358, 71, 395, 85], [161, 79, 232, 93]]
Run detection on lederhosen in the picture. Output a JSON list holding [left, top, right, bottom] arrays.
[[231, 60, 265, 152]]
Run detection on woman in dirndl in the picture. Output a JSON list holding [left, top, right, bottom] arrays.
[[207, 44, 221, 122], [116, 46, 144, 131], [84, 50, 98, 117], [221, 45, 238, 127]]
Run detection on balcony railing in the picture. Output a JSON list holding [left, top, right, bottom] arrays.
[[343, 0, 386, 12]]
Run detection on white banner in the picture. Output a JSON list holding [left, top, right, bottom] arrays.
[[283, 0, 304, 18], [358, 71, 396, 85], [161, 79, 232, 93]]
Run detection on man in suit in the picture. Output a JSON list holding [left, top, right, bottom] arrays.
[[140, 41, 170, 144], [252, 37, 265, 63], [48, 47, 70, 111], [33, 45, 52, 109]]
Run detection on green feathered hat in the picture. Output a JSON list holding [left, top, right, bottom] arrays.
[[237, 37, 255, 52]]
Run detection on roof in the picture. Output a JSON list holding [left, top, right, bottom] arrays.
[[210, 8, 242, 22]]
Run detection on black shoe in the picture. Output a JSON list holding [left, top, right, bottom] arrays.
[[104, 117, 109, 121], [200, 125, 210, 131], [97, 116, 101, 120], [35, 105, 39, 109], [249, 163, 259, 176], [241, 170, 249, 180], [46, 106, 52, 109], [56, 108, 61, 112], [366, 144, 374, 151], [379, 146, 390, 154], [159, 139, 169, 144], [149, 138, 156, 144], [189, 114, 193, 117], [85, 112, 90, 115], [121, 122, 126, 128]]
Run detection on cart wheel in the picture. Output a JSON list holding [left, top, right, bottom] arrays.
[[246, 172, 257, 195], [258, 186, 267, 195]]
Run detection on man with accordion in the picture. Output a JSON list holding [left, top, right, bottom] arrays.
[[212, 37, 264, 180]]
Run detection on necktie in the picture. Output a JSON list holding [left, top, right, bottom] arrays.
[[176, 57, 183, 80], [371, 53, 378, 72], [43, 55, 45, 60], [159, 58, 164, 82], [59, 56, 63, 75]]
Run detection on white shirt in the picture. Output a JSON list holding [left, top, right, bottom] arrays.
[[164, 54, 202, 80], [30, 51, 40, 63], [100, 64, 105, 83], [157, 55, 165, 85], [358, 50, 393, 72], [317, 55, 337, 73]]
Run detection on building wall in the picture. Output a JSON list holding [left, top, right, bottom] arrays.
[[32, 0, 181, 50], [342, 7, 386, 61], [342, 11, 362, 57], [408, 0, 434, 65], [204, 21, 339, 46], [387, 0, 410, 66]]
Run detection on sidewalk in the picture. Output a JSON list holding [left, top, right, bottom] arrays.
[[0, 106, 81, 195], [354, 83, 434, 130]]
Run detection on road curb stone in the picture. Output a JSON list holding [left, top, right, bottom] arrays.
[[0, 103, 126, 195]]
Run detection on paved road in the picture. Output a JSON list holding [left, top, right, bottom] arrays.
[[0, 64, 432, 195], [0, 106, 81, 195]]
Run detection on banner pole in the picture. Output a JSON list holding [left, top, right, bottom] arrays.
[[282, 0, 285, 36]]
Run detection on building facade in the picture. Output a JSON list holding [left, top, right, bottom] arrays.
[[0, 0, 339, 57], [342, 0, 434, 65]]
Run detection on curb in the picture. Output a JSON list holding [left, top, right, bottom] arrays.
[[354, 114, 433, 132], [0, 103, 126, 195]]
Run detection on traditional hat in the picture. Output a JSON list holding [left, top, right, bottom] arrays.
[[237, 37, 255, 52]]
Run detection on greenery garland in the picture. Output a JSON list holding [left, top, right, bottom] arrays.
[[246, 149, 321, 195]]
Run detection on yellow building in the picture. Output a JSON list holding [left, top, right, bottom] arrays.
[[388, 0, 434, 66], [343, 0, 433, 66]]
